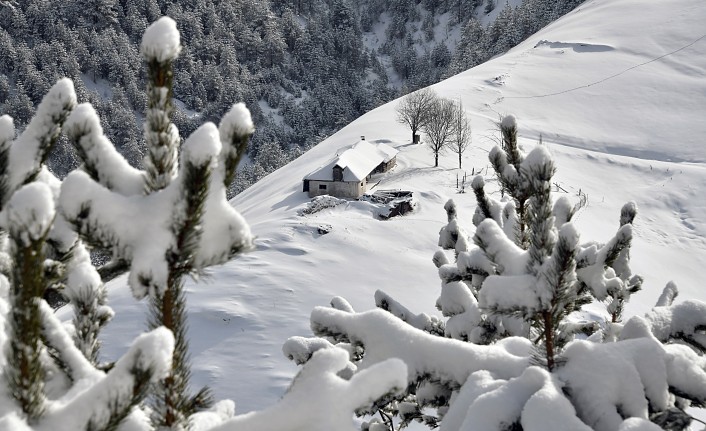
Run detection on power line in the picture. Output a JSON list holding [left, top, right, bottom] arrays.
[[499, 33, 706, 100]]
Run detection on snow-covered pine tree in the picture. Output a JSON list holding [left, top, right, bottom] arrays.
[[0, 80, 173, 430], [475, 143, 596, 370], [60, 17, 255, 429], [487, 115, 531, 248]]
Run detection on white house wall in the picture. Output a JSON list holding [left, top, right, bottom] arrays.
[[308, 180, 365, 198]]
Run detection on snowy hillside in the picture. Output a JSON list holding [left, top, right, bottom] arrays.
[[95, 0, 706, 419]]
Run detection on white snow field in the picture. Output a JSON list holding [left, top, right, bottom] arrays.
[[95, 0, 706, 421]]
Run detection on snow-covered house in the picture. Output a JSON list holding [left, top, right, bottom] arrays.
[[303, 138, 398, 198]]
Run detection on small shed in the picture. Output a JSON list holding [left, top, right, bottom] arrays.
[[302, 138, 398, 198]]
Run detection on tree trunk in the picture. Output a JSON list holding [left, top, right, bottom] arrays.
[[543, 311, 555, 371], [435, 152, 439, 167], [458, 152, 462, 169], [518, 199, 528, 248]]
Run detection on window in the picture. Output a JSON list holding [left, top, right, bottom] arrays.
[[319, 184, 327, 190]]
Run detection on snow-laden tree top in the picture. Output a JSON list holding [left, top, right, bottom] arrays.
[[140, 16, 181, 63]]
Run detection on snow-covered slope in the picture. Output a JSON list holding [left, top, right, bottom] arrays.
[[96, 0, 706, 417]]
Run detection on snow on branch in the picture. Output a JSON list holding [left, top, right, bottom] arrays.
[[62, 242, 113, 363], [455, 248, 493, 285], [59, 123, 254, 299], [218, 103, 255, 187], [311, 307, 530, 385], [375, 289, 444, 335], [0, 262, 172, 431], [142, 17, 181, 194], [39, 327, 174, 430], [63, 103, 144, 196], [39, 301, 100, 383], [655, 280, 679, 307], [282, 336, 336, 365], [622, 299, 706, 353], [557, 338, 670, 431], [6, 79, 76, 194], [446, 366, 592, 431], [1, 182, 55, 245], [203, 348, 407, 431], [330, 296, 355, 313], [552, 196, 575, 228], [473, 218, 528, 275], [479, 274, 538, 318], [140, 17, 181, 63]]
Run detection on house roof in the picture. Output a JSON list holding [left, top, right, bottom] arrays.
[[304, 140, 398, 182]]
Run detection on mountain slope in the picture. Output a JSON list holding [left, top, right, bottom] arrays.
[[95, 0, 706, 417]]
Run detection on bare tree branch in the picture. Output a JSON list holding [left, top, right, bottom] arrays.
[[451, 100, 471, 169], [396, 88, 437, 144], [422, 97, 457, 167]]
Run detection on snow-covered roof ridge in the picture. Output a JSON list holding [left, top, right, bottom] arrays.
[[304, 139, 398, 182]]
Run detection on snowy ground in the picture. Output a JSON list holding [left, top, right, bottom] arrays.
[[92, 0, 706, 422]]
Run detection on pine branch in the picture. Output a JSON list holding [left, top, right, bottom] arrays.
[[39, 327, 174, 430], [149, 275, 191, 428], [523, 147, 556, 276], [488, 116, 532, 248], [169, 158, 210, 276], [222, 133, 249, 188], [66, 202, 124, 252], [500, 115, 523, 171], [620, 201, 637, 226], [69, 126, 101, 183], [150, 149, 214, 427], [64, 103, 145, 196], [656, 281, 679, 307], [375, 290, 445, 335], [218, 104, 254, 188], [0, 115, 13, 210], [650, 406, 695, 430], [472, 176, 493, 222], [668, 387, 706, 409], [142, 21, 181, 193], [7, 219, 50, 421], [603, 225, 632, 268], [184, 386, 215, 418], [38, 300, 96, 383], [11, 80, 76, 190], [87, 362, 154, 431]]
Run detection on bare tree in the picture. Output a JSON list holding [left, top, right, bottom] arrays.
[[451, 100, 471, 169], [396, 88, 437, 144], [422, 97, 457, 167]]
